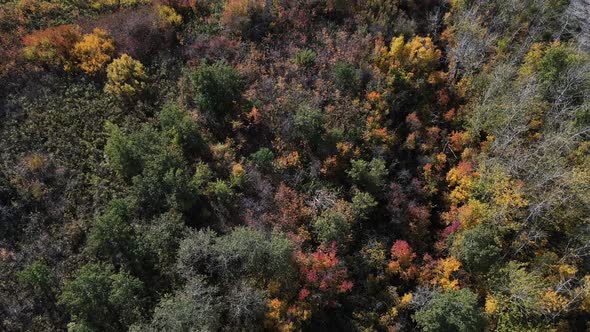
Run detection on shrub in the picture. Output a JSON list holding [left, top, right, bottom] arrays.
[[71, 28, 115, 74], [250, 148, 274, 169], [293, 49, 317, 68], [18, 261, 51, 292]]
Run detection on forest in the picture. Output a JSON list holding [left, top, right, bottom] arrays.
[[0, 0, 589, 331]]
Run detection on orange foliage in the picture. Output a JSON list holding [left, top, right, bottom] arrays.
[[431, 256, 462, 290], [448, 131, 469, 151], [387, 240, 418, 281], [22, 25, 82, 68], [405, 112, 422, 131]]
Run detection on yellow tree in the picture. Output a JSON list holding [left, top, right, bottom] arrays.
[[104, 54, 147, 100]]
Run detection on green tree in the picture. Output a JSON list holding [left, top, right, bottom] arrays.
[[351, 191, 378, 221], [59, 263, 143, 332], [190, 61, 243, 116], [176, 227, 294, 283], [293, 105, 325, 145], [18, 261, 51, 292], [312, 207, 353, 246], [333, 61, 361, 94], [413, 288, 486, 332], [158, 103, 206, 156], [130, 276, 221, 332], [347, 158, 388, 193], [452, 224, 501, 273], [85, 199, 137, 266]]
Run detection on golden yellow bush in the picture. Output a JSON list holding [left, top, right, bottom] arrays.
[[72, 28, 115, 74]]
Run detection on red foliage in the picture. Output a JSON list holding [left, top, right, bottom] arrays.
[[272, 183, 310, 232], [297, 242, 353, 307], [185, 35, 241, 64], [388, 240, 418, 280], [405, 112, 422, 131], [391, 240, 414, 263]]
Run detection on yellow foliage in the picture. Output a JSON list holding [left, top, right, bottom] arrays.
[[276, 151, 301, 169], [91, 0, 150, 10], [22, 153, 47, 172], [231, 163, 245, 178], [267, 298, 284, 320], [72, 28, 115, 74], [485, 294, 498, 315], [156, 4, 183, 28], [399, 293, 413, 309], [456, 199, 487, 229], [558, 264, 577, 278], [448, 176, 473, 205], [265, 298, 307, 332], [492, 177, 528, 209], [432, 257, 461, 290], [542, 290, 568, 313], [375, 35, 443, 83], [519, 43, 545, 78], [581, 276, 590, 312], [104, 54, 147, 99], [379, 306, 398, 327]]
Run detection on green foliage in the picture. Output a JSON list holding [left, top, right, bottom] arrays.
[[191, 162, 214, 190], [333, 61, 361, 94], [351, 191, 378, 221], [190, 61, 243, 116], [293, 49, 317, 68], [413, 288, 486, 332], [140, 211, 186, 274], [85, 199, 137, 265], [347, 158, 388, 193], [177, 227, 295, 282], [158, 103, 206, 156], [488, 262, 548, 330], [130, 276, 222, 332], [129, 148, 194, 213], [313, 207, 352, 246], [2, 0, 589, 330], [249, 147, 274, 169], [452, 224, 501, 273], [104, 122, 147, 180], [18, 261, 51, 291], [59, 263, 143, 331], [293, 105, 325, 144]]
